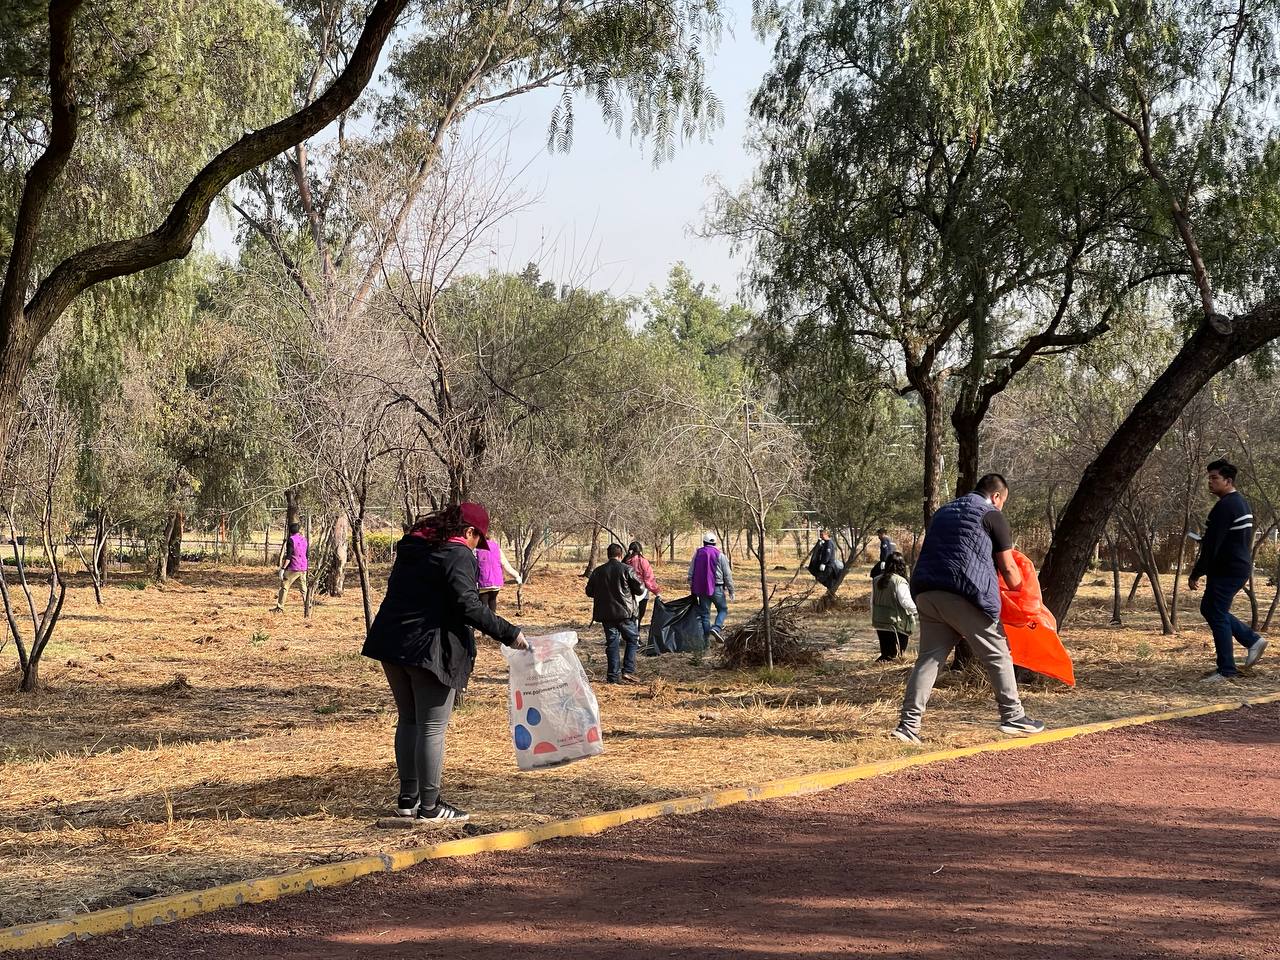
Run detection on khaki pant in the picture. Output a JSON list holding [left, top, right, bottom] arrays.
[[899, 590, 1024, 733], [275, 570, 307, 609]]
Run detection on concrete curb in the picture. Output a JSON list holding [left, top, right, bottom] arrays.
[[4, 689, 1278, 951]]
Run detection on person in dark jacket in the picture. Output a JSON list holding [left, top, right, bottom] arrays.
[[808, 528, 842, 588], [586, 543, 645, 683], [1190, 459, 1267, 681], [892, 474, 1045, 745], [363, 502, 526, 822]]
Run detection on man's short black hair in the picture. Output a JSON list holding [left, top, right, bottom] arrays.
[[975, 473, 1009, 497], [288, 522, 301, 535], [877, 528, 887, 536], [1207, 459, 1238, 482], [607, 542, 625, 560]]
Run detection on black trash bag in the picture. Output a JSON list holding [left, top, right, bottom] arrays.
[[645, 594, 708, 655]]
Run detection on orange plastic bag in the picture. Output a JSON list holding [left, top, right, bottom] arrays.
[[998, 551, 1075, 687]]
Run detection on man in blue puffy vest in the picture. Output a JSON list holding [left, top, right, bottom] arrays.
[[892, 473, 1046, 744]]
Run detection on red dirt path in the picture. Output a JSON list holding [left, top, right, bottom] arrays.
[[19, 703, 1280, 959]]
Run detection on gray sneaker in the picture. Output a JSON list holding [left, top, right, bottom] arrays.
[[998, 715, 1047, 736], [891, 724, 923, 746], [1200, 671, 1237, 683], [1245, 637, 1268, 668]]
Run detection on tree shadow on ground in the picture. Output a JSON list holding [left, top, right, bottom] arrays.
[[21, 721, 1278, 960]]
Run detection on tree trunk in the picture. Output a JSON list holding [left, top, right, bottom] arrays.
[[757, 521, 773, 671], [285, 487, 302, 530], [581, 523, 601, 577], [1041, 306, 1280, 625], [1106, 528, 1122, 625], [155, 512, 178, 583], [166, 510, 183, 576], [1126, 570, 1143, 606], [19, 657, 38, 693], [329, 512, 349, 597], [1264, 550, 1280, 631], [352, 520, 373, 631], [952, 412, 981, 499], [917, 375, 947, 526]]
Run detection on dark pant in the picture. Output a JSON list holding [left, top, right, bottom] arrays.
[[876, 629, 909, 660], [603, 619, 640, 681], [637, 595, 649, 625], [382, 663, 456, 807], [1200, 576, 1261, 676]]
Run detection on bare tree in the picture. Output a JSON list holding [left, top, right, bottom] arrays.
[[0, 363, 75, 692], [688, 385, 805, 669]]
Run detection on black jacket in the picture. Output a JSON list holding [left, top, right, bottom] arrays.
[[585, 558, 644, 623], [362, 537, 520, 689], [1191, 491, 1254, 581], [809, 538, 836, 577]]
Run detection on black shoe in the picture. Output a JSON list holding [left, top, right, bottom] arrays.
[[395, 795, 420, 818], [417, 799, 469, 822], [875, 656, 895, 663], [891, 724, 923, 746], [998, 715, 1047, 736]]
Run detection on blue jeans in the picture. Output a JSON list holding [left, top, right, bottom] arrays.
[[603, 619, 640, 681], [697, 590, 728, 635], [1200, 576, 1261, 676]]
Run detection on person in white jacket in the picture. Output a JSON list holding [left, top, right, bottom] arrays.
[[870, 553, 918, 661]]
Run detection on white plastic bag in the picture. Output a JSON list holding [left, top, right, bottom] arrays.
[[500, 631, 603, 770]]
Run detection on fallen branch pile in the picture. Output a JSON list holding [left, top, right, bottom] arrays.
[[721, 593, 822, 669]]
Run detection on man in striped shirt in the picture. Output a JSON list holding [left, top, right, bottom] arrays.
[[1189, 459, 1268, 681]]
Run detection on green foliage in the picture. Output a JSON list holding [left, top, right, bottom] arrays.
[[2, 0, 300, 352], [364, 532, 398, 564], [643, 262, 750, 388]]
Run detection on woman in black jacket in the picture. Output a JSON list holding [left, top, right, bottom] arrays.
[[362, 501, 526, 822]]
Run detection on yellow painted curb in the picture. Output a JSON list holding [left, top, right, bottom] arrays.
[[4, 689, 1278, 952]]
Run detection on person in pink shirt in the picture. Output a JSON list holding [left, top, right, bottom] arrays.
[[475, 537, 522, 615], [624, 541, 661, 624]]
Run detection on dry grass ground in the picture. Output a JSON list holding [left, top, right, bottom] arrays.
[[0, 551, 1275, 927]]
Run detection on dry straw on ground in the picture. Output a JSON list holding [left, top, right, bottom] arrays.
[[0, 554, 1274, 927]]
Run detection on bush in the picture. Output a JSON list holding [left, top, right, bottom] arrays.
[[364, 532, 398, 564]]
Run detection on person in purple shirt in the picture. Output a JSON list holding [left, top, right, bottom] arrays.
[[688, 532, 734, 641], [273, 522, 308, 611]]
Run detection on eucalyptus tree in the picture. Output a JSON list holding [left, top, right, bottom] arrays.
[[721, 0, 1162, 523]]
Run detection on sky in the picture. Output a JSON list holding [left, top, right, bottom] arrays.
[[206, 0, 773, 303]]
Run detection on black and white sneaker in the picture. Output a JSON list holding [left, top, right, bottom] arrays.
[[709, 627, 724, 643], [394, 795, 420, 818], [891, 724, 923, 746], [1245, 637, 1268, 668], [999, 715, 1047, 736], [417, 799, 469, 822]]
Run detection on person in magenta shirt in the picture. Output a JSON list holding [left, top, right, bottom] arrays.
[[688, 532, 734, 640], [475, 537, 522, 615], [273, 522, 308, 611], [624, 541, 661, 625]]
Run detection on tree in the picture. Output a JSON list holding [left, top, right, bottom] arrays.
[[721, 0, 1157, 523], [0, 355, 74, 691], [0, 0, 413, 458], [1, 0, 727, 475], [1017, 0, 1280, 621], [687, 383, 805, 669]]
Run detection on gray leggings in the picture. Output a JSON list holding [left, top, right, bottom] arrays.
[[382, 663, 455, 808]]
